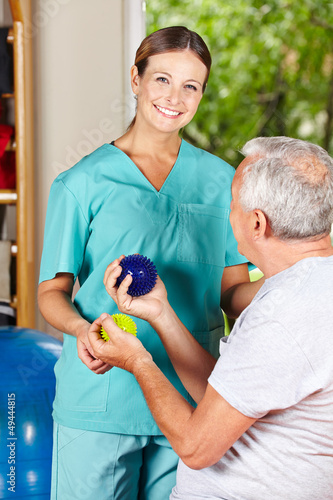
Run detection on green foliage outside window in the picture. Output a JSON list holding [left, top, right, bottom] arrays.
[[146, 0, 333, 167]]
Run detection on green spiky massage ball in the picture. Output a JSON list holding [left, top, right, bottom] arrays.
[[100, 313, 137, 341]]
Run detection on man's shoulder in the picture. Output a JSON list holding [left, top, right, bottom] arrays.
[[243, 255, 333, 329]]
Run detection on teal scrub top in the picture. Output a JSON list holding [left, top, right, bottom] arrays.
[[39, 140, 247, 434]]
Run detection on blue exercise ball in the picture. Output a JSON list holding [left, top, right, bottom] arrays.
[[0, 327, 62, 499]]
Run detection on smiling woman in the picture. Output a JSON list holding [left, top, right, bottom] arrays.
[[37, 25, 259, 500], [129, 50, 207, 143]]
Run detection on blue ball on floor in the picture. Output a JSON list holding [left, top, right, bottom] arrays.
[[117, 254, 157, 296], [0, 327, 62, 499]]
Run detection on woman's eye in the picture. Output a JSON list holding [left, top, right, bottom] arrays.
[[185, 84, 197, 91], [157, 77, 168, 83]]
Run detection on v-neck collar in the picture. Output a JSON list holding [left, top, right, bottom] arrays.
[[109, 139, 184, 196]]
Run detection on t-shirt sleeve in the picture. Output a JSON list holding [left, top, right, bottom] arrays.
[[39, 177, 90, 283], [208, 319, 319, 418]]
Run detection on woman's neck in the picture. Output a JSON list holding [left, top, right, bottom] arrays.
[[115, 126, 182, 157], [113, 127, 182, 191]]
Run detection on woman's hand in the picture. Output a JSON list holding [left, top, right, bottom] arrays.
[[38, 273, 112, 375], [103, 257, 168, 324], [88, 313, 152, 373], [77, 324, 113, 375]]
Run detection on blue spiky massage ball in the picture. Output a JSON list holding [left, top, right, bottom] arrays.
[[117, 254, 157, 297]]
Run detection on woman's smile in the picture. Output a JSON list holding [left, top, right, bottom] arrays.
[[154, 104, 183, 118]]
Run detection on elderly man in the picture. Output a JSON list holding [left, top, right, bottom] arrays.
[[89, 137, 333, 499]]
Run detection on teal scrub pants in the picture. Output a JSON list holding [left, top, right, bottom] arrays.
[[51, 423, 178, 500]]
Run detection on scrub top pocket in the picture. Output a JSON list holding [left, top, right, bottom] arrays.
[[177, 204, 229, 267], [54, 335, 109, 412]]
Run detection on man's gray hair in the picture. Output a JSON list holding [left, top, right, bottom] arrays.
[[239, 136, 333, 241]]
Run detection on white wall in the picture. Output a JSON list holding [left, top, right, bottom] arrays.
[[31, 0, 146, 335], [0, 0, 11, 25]]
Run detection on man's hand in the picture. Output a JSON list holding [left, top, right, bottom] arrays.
[[88, 313, 153, 373], [103, 257, 168, 325], [77, 325, 113, 375]]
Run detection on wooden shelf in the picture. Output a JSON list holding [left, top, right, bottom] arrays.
[[7, 28, 14, 44], [5, 138, 16, 151], [0, 189, 17, 204], [2, 0, 35, 328], [10, 295, 17, 309]]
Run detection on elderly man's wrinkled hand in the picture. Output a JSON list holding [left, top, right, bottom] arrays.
[[103, 256, 168, 325], [88, 313, 152, 374]]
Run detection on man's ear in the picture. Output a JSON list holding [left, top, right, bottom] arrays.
[[130, 65, 140, 95], [252, 209, 268, 239]]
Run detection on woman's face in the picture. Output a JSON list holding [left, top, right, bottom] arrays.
[[131, 50, 208, 134]]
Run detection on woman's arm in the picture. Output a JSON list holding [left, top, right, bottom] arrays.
[[221, 263, 264, 318], [38, 273, 112, 374]]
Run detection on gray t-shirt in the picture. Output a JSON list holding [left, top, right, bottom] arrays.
[[171, 256, 333, 500]]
